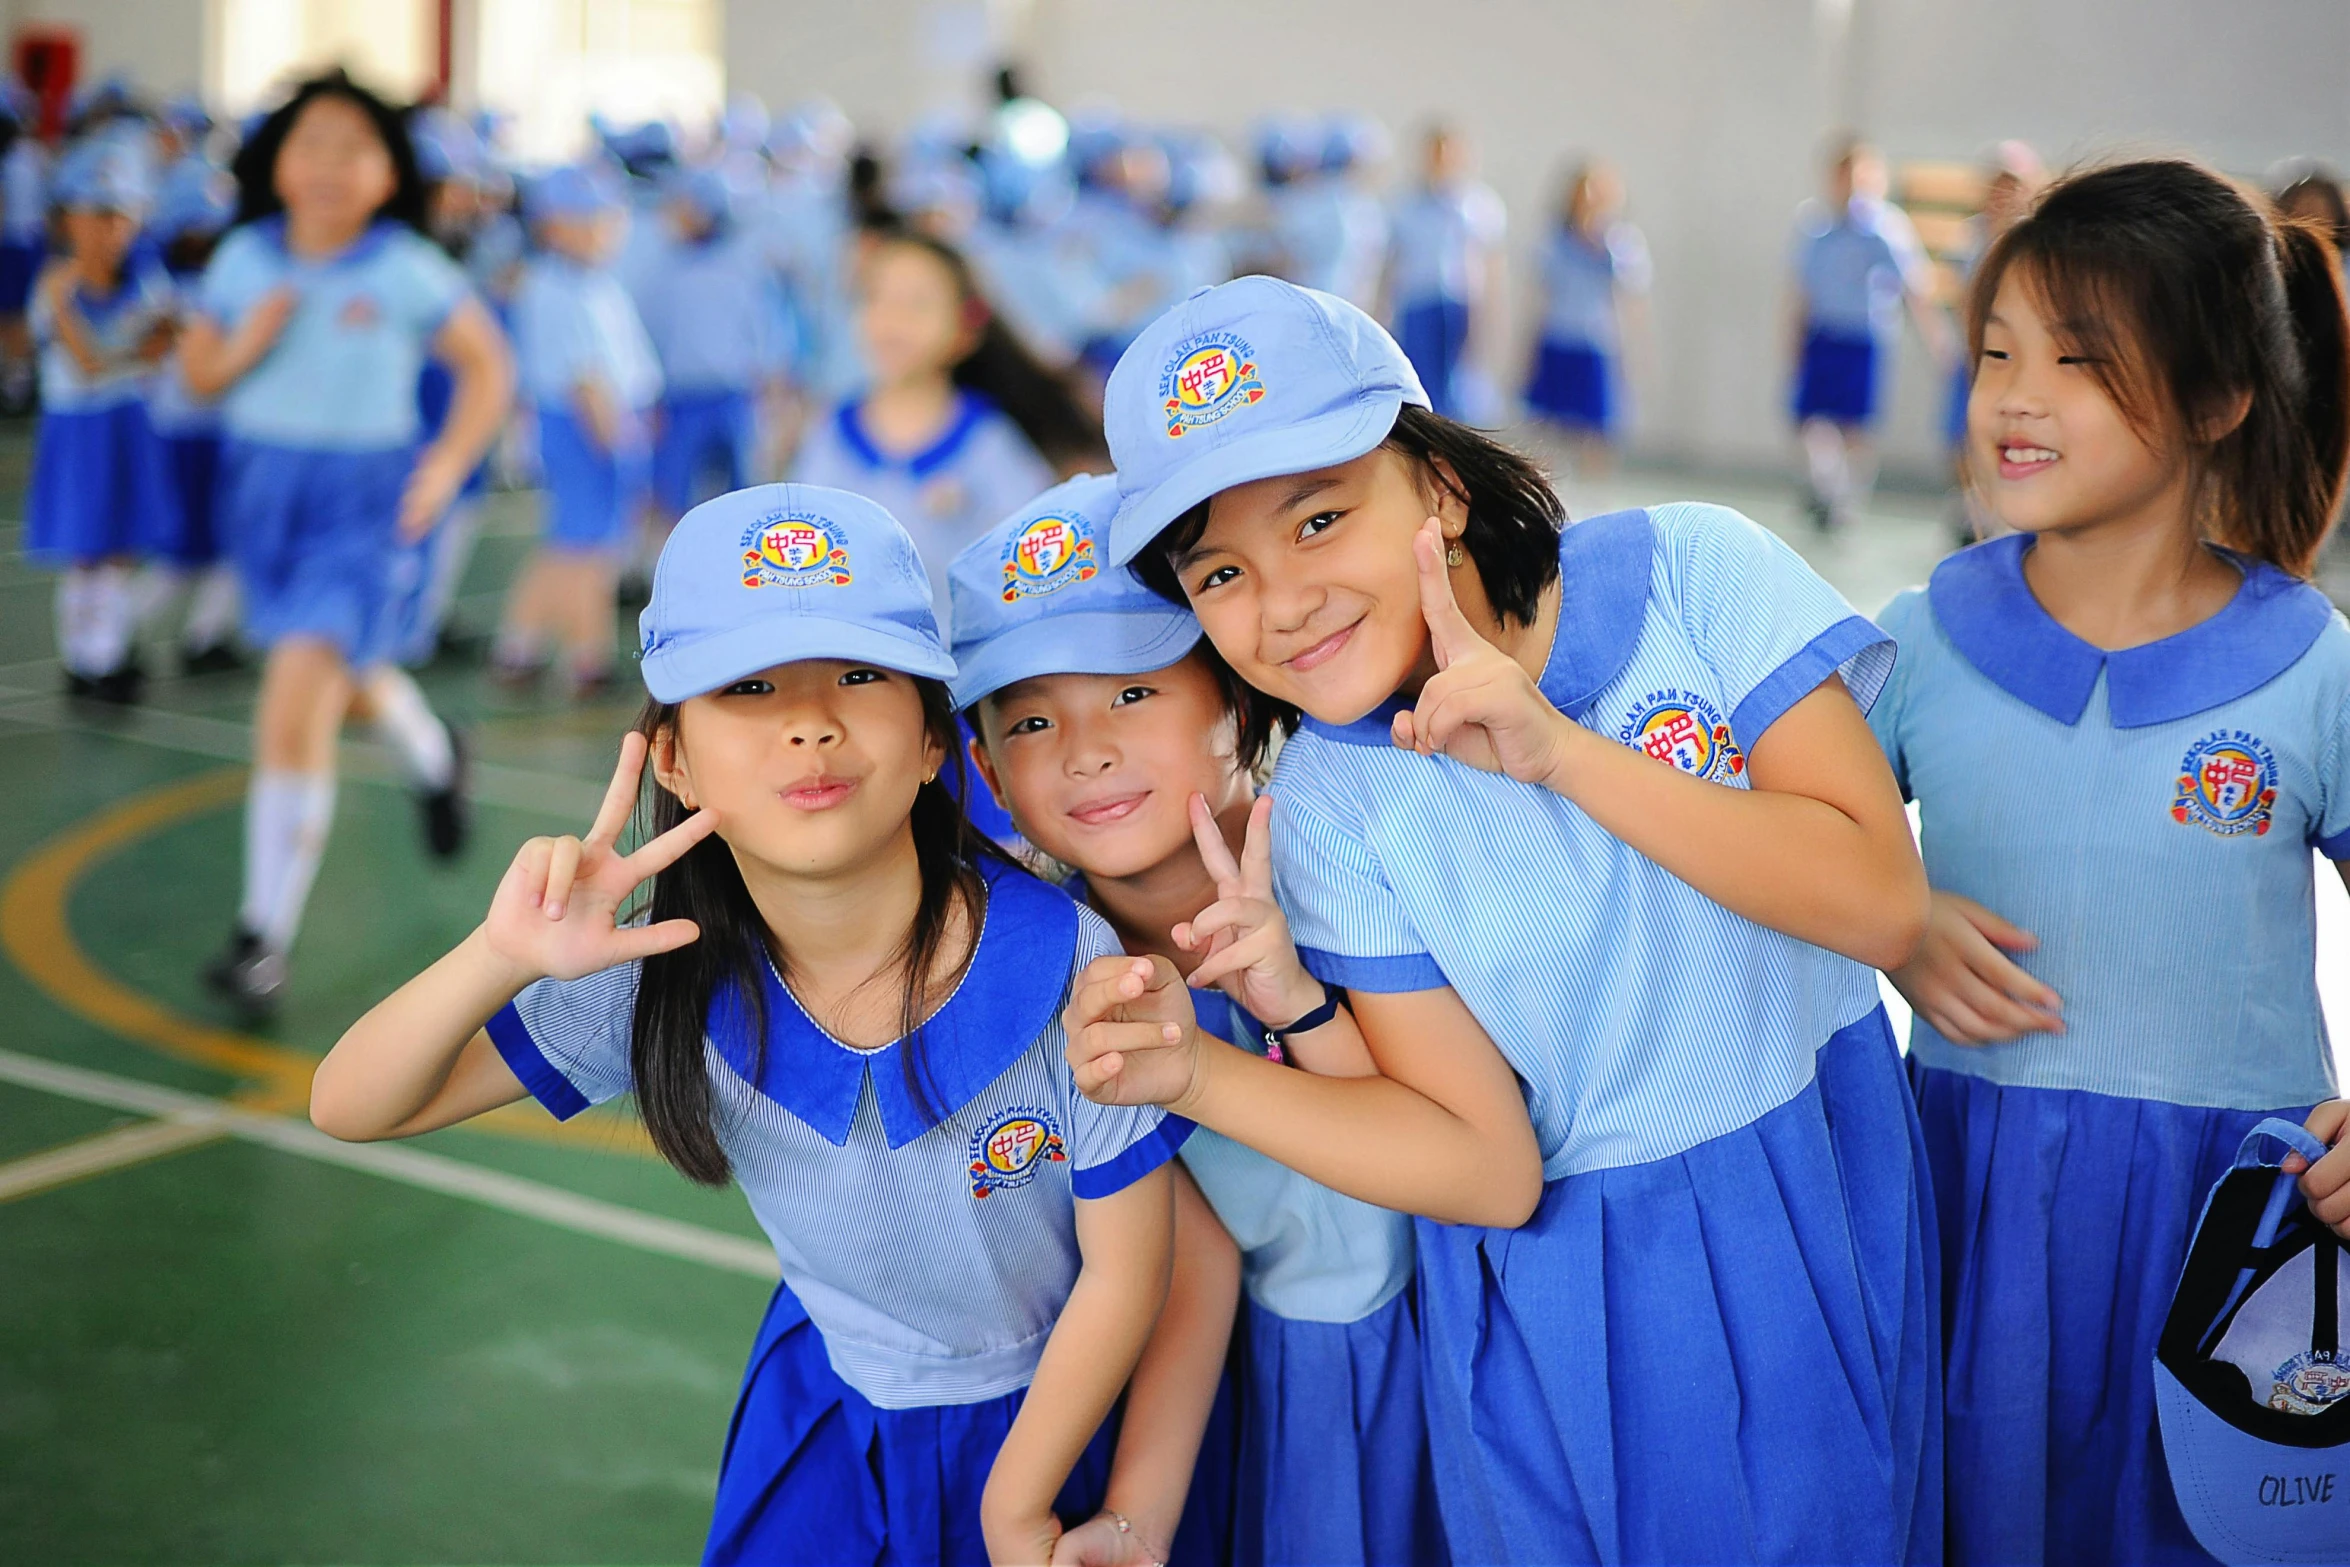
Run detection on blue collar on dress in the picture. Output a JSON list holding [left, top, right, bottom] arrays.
[[706, 857, 1078, 1148], [835, 389, 993, 480], [1298, 507, 1656, 746], [1927, 531, 2335, 728], [256, 214, 399, 270]]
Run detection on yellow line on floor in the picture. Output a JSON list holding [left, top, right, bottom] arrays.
[[0, 767, 654, 1157], [0, 1113, 228, 1203]]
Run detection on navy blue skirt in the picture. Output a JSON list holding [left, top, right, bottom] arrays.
[[538, 406, 648, 554], [151, 430, 224, 569], [1793, 327, 1883, 426], [220, 439, 416, 666], [0, 239, 43, 312], [25, 400, 172, 566], [1396, 296, 1472, 421], [1417, 1009, 1941, 1564], [654, 388, 757, 515], [1524, 339, 1615, 435], [1233, 1289, 1446, 1566], [1911, 1063, 2318, 1567]]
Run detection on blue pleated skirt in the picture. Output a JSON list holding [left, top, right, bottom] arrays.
[[220, 439, 416, 666], [1911, 1063, 2317, 1567], [654, 387, 757, 514], [151, 429, 224, 568], [25, 400, 172, 566], [1793, 327, 1883, 426], [0, 238, 43, 312], [1417, 1008, 1941, 1565], [1233, 1289, 1446, 1566], [1396, 296, 1472, 421], [538, 406, 648, 554], [1524, 339, 1615, 435]]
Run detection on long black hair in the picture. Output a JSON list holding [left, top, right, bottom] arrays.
[[869, 226, 1106, 471], [229, 69, 429, 235], [625, 677, 1017, 1185], [1967, 160, 2350, 577]]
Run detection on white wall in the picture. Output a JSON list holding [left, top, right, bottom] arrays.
[[0, 0, 207, 99]]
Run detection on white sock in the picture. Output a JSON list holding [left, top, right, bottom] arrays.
[[183, 566, 241, 651], [419, 501, 480, 637], [56, 570, 95, 673], [87, 564, 137, 673], [1802, 420, 1850, 508], [239, 769, 338, 951], [366, 667, 456, 790], [130, 563, 179, 627]]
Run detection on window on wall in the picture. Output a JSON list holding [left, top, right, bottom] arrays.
[[211, 0, 437, 113], [473, 0, 722, 161]]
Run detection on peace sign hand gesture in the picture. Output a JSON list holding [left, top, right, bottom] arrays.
[[1171, 793, 1326, 1029], [1388, 517, 1575, 789], [480, 732, 718, 983]]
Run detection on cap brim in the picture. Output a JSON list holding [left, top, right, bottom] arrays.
[[2154, 1362, 2350, 1564], [1105, 388, 1407, 569], [951, 609, 1202, 710], [641, 615, 956, 703]]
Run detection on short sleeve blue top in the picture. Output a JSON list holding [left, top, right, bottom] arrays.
[[487, 862, 1191, 1408], [1271, 503, 1893, 1178], [1792, 197, 1926, 341], [1536, 221, 1651, 352], [32, 260, 176, 411], [511, 253, 663, 411], [195, 218, 467, 450], [1869, 533, 2350, 1109]]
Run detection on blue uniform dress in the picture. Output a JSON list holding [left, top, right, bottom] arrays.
[[1273, 503, 1941, 1565], [1791, 196, 1926, 427], [0, 138, 48, 311], [24, 262, 175, 565], [196, 218, 466, 665], [1868, 536, 2350, 1567], [633, 225, 785, 515], [1385, 181, 1505, 421], [1182, 990, 1445, 1567], [487, 866, 1194, 1566], [511, 252, 661, 553], [144, 358, 225, 570], [1525, 221, 1650, 437]]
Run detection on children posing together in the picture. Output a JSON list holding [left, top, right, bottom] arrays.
[[312, 152, 2350, 1567]]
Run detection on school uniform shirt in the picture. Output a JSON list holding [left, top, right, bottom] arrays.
[[631, 228, 787, 395], [1271, 503, 1893, 1177], [196, 218, 468, 451], [789, 390, 1055, 634], [1535, 220, 1650, 354], [1, 137, 47, 247], [1272, 177, 1389, 311], [1385, 180, 1506, 309], [31, 262, 175, 411], [1870, 535, 2350, 1110], [488, 865, 1190, 1410], [510, 252, 662, 413], [1792, 195, 1927, 343]]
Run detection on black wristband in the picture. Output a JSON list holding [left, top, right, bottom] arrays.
[[1270, 986, 1343, 1041]]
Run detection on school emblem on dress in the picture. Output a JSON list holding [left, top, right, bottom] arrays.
[[2271, 1349, 2350, 1415], [967, 1105, 1068, 1199], [1160, 331, 1265, 438], [336, 294, 380, 328], [739, 513, 853, 589], [1617, 689, 1743, 782], [2172, 729, 2278, 838], [1000, 512, 1099, 601]]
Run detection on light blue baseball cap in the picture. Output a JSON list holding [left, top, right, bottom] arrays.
[[1102, 275, 1427, 570], [525, 163, 622, 223], [946, 474, 1202, 711], [638, 484, 956, 703]]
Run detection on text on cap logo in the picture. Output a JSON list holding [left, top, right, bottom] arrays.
[[1161, 329, 1265, 438], [740, 513, 854, 589], [1001, 513, 1099, 602]]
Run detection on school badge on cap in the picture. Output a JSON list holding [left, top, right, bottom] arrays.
[[1161, 330, 1265, 438], [1001, 510, 1098, 601], [741, 512, 853, 589], [2154, 1117, 2350, 1563]]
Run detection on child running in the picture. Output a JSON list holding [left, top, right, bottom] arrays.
[[312, 484, 1193, 1566]]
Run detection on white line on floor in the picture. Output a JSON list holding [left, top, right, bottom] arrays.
[[0, 1109, 227, 1202], [0, 1047, 779, 1280]]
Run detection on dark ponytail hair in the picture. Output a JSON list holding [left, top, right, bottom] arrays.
[[625, 676, 1014, 1185], [230, 69, 429, 235], [871, 227, 1106, 471], [1965, 159, 2350, 577]]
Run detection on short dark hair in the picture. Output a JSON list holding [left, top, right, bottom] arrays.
[[230, 69, 429, 235]]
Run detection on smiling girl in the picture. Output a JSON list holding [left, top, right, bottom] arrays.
[[1062, 277, 1939, 1564], [312, 485, 1190, 1566], [1867, 160, 2350, 1566]]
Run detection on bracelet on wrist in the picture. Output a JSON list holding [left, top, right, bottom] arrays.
[[1262, 985, 1343, 1062]]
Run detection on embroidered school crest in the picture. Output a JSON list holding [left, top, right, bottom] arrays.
[[739, 513, 853, 589], [1000, 512, 1099, 601], [967, 1105, 1069, 1199], [1617, 690, 1743, 782], [1160, 331, 1265, 438], [336, 294, 380, 329], [2271, 1349, 2350, 1415], [2172, 730, 2278, 838]]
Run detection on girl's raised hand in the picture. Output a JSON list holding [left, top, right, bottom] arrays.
[[1063, 954, 1204, 1111], [479, 732, 717, 983], [1389, 516, 1573, 788], [1886, 890, 2064, 1045], [1172, 793, 1326, 1027]]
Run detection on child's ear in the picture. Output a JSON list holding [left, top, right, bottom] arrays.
[[649, 724, 699, 810], [1424, 453, 1473, 538], [2192, 386, 2255, 447], [967, 730, 1007, 811]]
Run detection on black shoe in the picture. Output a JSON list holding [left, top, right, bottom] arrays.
[[181, 641, 248, 676], [90, 655, 145, 705], [1805, 497, 1834, 532], [204, 926, 287, 1021], [63, 669, 99, 699], [421, 729, 471, 860]]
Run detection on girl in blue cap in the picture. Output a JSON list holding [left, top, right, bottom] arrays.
[[180, 71, 513, 1015], [950, 475, 1444, 1567], [1870, 160, 2350, 1567], [1068, 275, 1940, 1565], [313, 483, 1191, 1567]]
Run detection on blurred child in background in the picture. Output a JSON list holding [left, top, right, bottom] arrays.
[[1384, 123, 1505, 423], [1523, 158, 1650, 478]]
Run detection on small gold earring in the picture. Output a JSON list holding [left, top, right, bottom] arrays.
[[1444, 543, 1464, 568]]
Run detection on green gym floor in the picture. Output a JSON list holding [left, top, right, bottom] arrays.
[[2, 427, 2344, 1565]]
